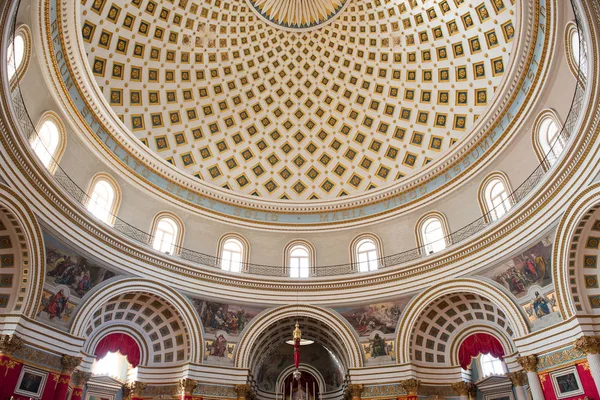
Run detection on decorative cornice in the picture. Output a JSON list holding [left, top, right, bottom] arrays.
[[506, 371, 528, 387], [573, 336, 600, 355], [0, 334, 23, 356], [517, 354, 538, 372]]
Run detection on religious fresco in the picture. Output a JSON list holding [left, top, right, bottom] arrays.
[[362, 334, 395, 361], [479, 232, 561, 331], [36, 232, 117, 329], [255, 343, 343, 393], [334, 301, 406, 336], [481, 235, 554, 299], [191, 299, 265, 336], [205, 334, 235, 359]]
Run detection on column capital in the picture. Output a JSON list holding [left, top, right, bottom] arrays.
[[179, 378, 198, 395], [71, 370, 92, 387], [348, 384, 363, 398], [400, 379, 420, 395], [235, 384, 252, 398], [0, 334, 24, 356], [61, 355, 82, 374], [573, 335, 600, 355], [451, 381, 476, 396], [516, 354, 538, 372], [124, 381, 147, 399], [506, 371, 528, 387]]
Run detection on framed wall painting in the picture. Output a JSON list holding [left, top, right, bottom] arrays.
[[14, 366, 48, 398], [550, 366, 585, 399]]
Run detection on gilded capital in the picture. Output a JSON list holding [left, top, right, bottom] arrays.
[[179, 378, 198, 395], [0, 334, 24, 356], [124, 381, 147, 399], [506, 371, 527, 387], [516, 354, 538, 372], [236, 384, 252, 398], [451, 381, 476, 396], [71, 370, 92, 387], [349, 384, 363, 398], [573, 336, 600, 355], [61, 354, 82, 374], [400, 378, 420, 395]]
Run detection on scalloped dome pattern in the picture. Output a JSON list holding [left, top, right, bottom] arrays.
[[81, 0, 516, 200]]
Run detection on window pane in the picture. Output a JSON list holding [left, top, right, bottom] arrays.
[[152, 218, 177, 253], [32, 120, 60, 169], [87, 180, 115, 223], [7, 35, 24, 80], [221, 239, 243, 272], [423, 218, 445, 254]]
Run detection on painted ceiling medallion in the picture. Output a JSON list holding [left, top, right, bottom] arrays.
[[247, 0, 349, 30]]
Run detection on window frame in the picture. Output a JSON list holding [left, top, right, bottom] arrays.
[[478, 172, 513, 223], [86, 173, 122, 225], [217, 233, 250, 273], [565, 21, 587, 82], [149, 212, 184, 255], [531, 109, 565, 169], [415, 212, 451, 256], [284, 240, 315, 278], [350, 234, 383, 272], [6, 24, 31, 87], [32, 111, 67, 174]]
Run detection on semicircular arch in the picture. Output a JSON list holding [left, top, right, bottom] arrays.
[[70, 277, 204, 364], [235, 304, 363, 370], [395, 278, 530, 364]]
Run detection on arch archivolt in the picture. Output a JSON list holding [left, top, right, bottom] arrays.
[[275, 364, 326, 394], [396, 278, 530, 364], [0, 184, 44, 319], [553, 182, 600, 318], [70, 277, 204, 364], [235, 304, 363, 370]]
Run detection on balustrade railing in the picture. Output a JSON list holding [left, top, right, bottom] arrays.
[[4, 0, 589, 277]]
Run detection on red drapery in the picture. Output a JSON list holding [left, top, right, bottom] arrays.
[[94, 333, 141, 367], [458, 333, 504, 369]]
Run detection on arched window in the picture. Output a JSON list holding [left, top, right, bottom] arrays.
[[221, 238, 244, 272], [566, 22, 587, 80], [289, 245, 310, 278], [285, 241, 315, 278], [6, 25, 31, 84], [218, 234, 249, 273], [479, 354, 505, 377], [351, 234, 383, 272], [532, 110, 565, 167], [87, 174, 121, 225], [479, 172, 513, 222], [151, 215, 182, 254], [416, 212, 450, 255], [31, 113, 66, 173]]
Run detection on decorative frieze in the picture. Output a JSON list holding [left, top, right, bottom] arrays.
[[361, 384, 405, 398], [194, 384, 237, 397], [536, 347, 586, 371]]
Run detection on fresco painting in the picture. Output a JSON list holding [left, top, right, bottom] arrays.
[[523, 290, 559, 323], [205, 334, 235, 359], [335, 301, 405, 336], [362, 334, 394, 360], [483, 236, 553, 298], [192, 299, 264, 336], [36, 232, 117, 329]]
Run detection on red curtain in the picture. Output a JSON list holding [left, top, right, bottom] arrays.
[[458, 333, 504, 369], [94, 333, 141, 367]]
